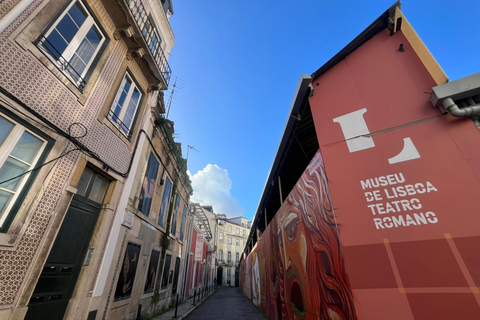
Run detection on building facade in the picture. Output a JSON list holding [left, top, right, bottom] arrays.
[[0, 0, 189, 319], [216, 216, 250, 287], [242, 3, 480, 320]]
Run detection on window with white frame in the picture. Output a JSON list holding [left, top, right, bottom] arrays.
[[236, 253, 239, 262], [108, 72, 142, 139], [228, 226, 232, 233], [36, 0, 106, 91], [227, 252, 231, 262], [219, 233, 223, 242], [236, 239, 240, 246], [0, 112, 51, 232], [243, 230, 246, 237], [227, 237, 232, 245], [236, 227, 240, 234], [218, 250, 223, 261]]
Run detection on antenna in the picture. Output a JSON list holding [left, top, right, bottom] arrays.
[[166, 78, 177, 118], [186, 145, 200, 164]]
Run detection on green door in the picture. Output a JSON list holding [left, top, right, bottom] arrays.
[[25, 168, 109, 320]]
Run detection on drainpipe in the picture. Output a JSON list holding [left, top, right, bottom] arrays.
[[0, 0, 36, 34], [442, 97, 480, 117]]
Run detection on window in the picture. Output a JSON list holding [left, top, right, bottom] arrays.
[[36, 0, 106, 91], [158, 177, 172, 227], [236, 228, 240, 234], [219, 233, 223, 242], [228, 226, 232, 233], [170, 194, 180, 235], [161, 254, 172, 288], [179, 205, 187, 241], [227, 237, 232, 245], [108, 72, 143, 139], [236, 239, 240, 246], [218, 250, 223, 261], [227, 268, 231, 276], [138, 153, 158, 215], [227, 252, 231, 263], [144, 250, 160, 293], [141, 17, 161, 58], [243, 230, 246, 237], [0, 112, 52, 232], [236, 253, 239, 263]]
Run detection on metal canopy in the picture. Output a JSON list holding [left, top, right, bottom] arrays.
[[190, 203, 213, 241]]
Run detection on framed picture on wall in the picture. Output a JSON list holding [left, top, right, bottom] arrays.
[[114, 242, 141, 301]]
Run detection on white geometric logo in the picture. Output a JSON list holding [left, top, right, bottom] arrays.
[[333, 108, 420, 164]]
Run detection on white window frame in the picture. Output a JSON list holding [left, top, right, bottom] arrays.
[[227, 237, 232, 245], [236, 227, 240, 234], [41, 0, 106, 86], [219, 233, 223, 242], [108, 72, 142, 138], [235, 239, 240, 246], [0, 113, 48, 229], [228, 226, 232, 233]]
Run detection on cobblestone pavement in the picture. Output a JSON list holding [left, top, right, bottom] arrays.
[[185, 287, 267, 320]]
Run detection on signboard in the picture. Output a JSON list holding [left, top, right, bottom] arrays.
[[194, 234, 204, 261], [122, 210, 134, 228]]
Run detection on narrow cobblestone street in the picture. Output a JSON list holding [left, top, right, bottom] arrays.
[[185, 287, 266, 320]]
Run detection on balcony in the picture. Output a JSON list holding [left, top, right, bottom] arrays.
[[216, 259, 226, 266], [102, 0, 172, 90]]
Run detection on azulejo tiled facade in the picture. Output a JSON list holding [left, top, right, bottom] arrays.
[[0, 0, 193, 319]]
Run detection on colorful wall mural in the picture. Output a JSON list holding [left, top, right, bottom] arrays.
[[241, 152, 357, 319]]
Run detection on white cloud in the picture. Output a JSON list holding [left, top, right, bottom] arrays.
[[189, 164, 244, 217]]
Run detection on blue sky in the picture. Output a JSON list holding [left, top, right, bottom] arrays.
[[166, 0, 480, 221]]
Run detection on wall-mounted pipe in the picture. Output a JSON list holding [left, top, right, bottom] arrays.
[[442, 97, 480, 117]]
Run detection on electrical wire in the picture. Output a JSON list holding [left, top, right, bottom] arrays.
[[0, 85, 192, 203], [0, 148, 81, 186]]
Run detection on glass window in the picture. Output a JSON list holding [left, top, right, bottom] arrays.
[[144, 250, 160, 293], [170, 194, 180, 235], [236, 239, 240, 246], [236, 228, 240, 234], [161, 254, 172, 288], [243, 230, 246, 237], [227, 252, 231, 262], [38, 1, 106, 90], [227, 237, 231, 245], [0, 113, 49, 231], [108, 72, 142, 138], [138, 153, 159, 216], [158, 177, 172, 227], [228, 226, 232, 233], [219, 233, 223, 242], [179, 205, 187, 241], [218, 250, 223, 260], [236, 253, 239, 262]]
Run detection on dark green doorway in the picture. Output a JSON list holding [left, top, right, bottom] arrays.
[[25, 167, 109, 320]]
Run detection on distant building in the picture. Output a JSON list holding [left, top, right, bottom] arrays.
[[216, 216, 250, 287]]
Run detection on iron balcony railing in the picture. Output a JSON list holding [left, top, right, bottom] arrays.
[[125, 0, 171, 87], [107, 109, 133, 139], [34, 34, 86, 92]]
